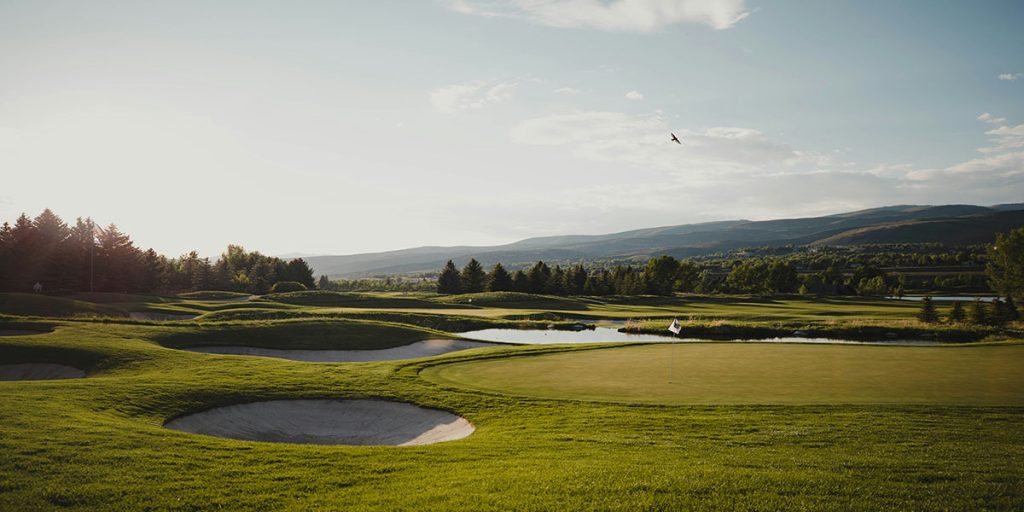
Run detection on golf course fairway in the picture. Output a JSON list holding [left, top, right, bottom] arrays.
[[423, 343, 1024, 405]]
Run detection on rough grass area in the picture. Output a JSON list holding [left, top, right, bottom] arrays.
[[423, 342, 1024, 405], [0, 321, 1021, 510]]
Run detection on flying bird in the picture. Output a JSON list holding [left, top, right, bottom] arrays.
[[670, 133, 681, 144]]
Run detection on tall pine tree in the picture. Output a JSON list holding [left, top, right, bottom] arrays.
[[486, 263, 513, 292], [460, 259, 486, 293], [437, 260, 462, 294]]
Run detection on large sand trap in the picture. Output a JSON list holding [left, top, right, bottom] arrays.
[[0, 363, 85, 381], [129, 312, 198, 321], [184, 339, 494, 362], [164, 399, 474, 446]]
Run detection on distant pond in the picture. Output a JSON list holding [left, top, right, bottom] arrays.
[[460, 328, 943, 346], [890, 296, 996, 302]]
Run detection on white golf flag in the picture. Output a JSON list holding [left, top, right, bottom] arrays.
[[668, 318, 682, 334]]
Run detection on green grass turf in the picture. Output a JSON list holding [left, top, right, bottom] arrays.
[[0, 320, 1021, 510], [1, 300, 1023, 510], [423, 342, 1024, 405]]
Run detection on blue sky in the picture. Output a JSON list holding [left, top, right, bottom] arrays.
[[1, 0, 1022, 256]]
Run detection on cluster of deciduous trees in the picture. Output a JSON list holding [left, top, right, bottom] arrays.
[[0, 209, 314, 294]]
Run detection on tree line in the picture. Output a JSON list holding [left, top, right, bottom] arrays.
[[917, 296, 1020, 326], [0, 209, 314, 294], [434, 256, 800, 296], [434, 226, 1024, 301]]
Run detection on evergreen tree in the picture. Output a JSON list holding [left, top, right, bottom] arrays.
[[968, 300, 988, 325], [460, 258, 486, 293], [547, 265, 566, 295], [318, 275, 331, 290], [486, 263, 513, 292], [917, 296, 938, 323], [511, 270, 530, 292], [437, 260, 462, 294], [565, 265, 587, 295], [948, 301, 965, 323], [526, 261, 551, 294]]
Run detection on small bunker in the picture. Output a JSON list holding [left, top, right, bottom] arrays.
[[164, 399, 474, 446], [0, 363, 85, 381]]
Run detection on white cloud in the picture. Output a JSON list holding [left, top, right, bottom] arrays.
[[977, 112, 1006, 125], [448, 0, 750, 32], [429, 80, 517, 113], [625, 90, 645, 101], [553, 86, 580, 95], [980, 123, 1024, 154], [508, 109, 1024, 218], [510, 110, 831, 175], [998, 72, 1022, 81]]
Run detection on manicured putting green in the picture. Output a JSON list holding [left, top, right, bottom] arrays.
[[424, 343, 1024, 405]]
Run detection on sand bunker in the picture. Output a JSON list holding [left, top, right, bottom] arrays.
[[0, 363, 85, 381], [164, 399, 474, 446], [185, 339, 494, 362], [129, 312, 198, 321]]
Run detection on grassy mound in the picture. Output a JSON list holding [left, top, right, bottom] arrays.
[[434, 292, 589, 310], [258, 290, 467, 309], [0, 293, 126, 318], [148, 319, 444, 350]]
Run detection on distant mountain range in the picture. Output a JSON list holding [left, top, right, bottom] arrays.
[[306, 204, 1024, 278]]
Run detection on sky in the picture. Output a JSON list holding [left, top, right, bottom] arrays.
[[1, 0, 1022, 257]]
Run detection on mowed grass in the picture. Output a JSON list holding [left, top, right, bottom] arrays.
[[424, 343, 1024, 405], [1, 297, 1023, 510]]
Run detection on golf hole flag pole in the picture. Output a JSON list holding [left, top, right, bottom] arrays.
[[666, 318, 682, 384], [668, 318, 682, 335]]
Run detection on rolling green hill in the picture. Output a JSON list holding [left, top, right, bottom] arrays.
[[305, 204, 1024, 277]]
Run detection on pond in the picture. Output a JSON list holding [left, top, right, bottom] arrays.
[[889, 296, 996, 302], [460, 327, 943, 346]]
